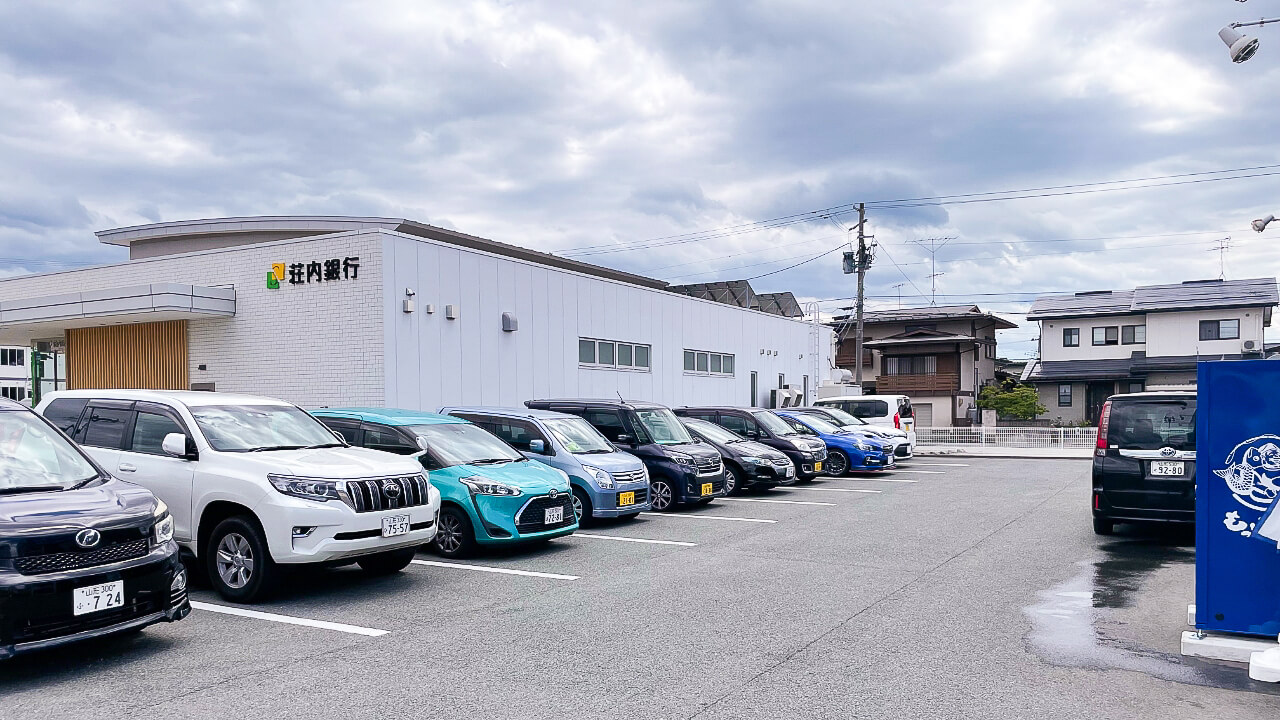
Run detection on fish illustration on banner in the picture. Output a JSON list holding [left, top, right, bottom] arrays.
[[1214, 435, 1280, 540]]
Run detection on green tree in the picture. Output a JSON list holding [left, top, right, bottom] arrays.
[[977, 384, 1046, 420]]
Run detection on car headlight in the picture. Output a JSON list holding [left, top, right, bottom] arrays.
[[152, 500, 174, 545], [741, 456, 768, 465], [855, 441, 872, 451], [581, 465, 614, 488], [669, 452, 695, 466], [460, 477, 522, 496], [268, 474, 341, 502]]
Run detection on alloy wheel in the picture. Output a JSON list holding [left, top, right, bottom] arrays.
[[827, 451, 849, 476], [724, 468, 737, 494], [651, 481, 673, 511], [436, 513, 463, 554], [215, 532, 254, 589], [571, 492, 584, 520]]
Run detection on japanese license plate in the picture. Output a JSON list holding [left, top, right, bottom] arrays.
[[814, 461, 823, 473], [784, 466, 794, 478], [73, 580, 124, 616], [381, 514, 411, 537], [701, 482, 713, 496], [1150, 461, 1185, 476], [545, 506, 564, 524], [618, 491, 635, 507]]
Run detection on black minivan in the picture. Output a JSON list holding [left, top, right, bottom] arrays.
[[673, 407, 829, 481], [524, 399, 725, 511], [1092, 391, 1196, 535], [0, 398, 189, 658]]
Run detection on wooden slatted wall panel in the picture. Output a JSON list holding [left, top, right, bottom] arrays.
[[67, 320, 189, 390]]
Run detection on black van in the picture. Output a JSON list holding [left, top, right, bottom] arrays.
[[673, 406, 829, 481], [524, 399, 725, 511], [1092, 391, 1196, 535], [0, 398, 189, 659]]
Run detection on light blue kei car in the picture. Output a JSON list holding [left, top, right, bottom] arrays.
[[440, 407, 652, 522]]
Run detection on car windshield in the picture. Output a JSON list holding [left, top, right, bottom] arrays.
[[818, 407, 866, 426], [0, 410, 99, 491], [1108, 399, 1196, 451], [543, 417, 614, 454], [410, 423, 525, 467], [635, 408, 693, 445], [797, 414, 842, 434], [191, 404, 343, 452], [753, 411, 797, 436], [685, 418, 745, 445]]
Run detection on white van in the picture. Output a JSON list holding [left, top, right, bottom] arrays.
[[815, 394, 917, 446], [37, 390, 441, 602]]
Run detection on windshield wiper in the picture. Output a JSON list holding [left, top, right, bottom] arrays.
[[0, 486, 60, 496], [68, 474, 102, 490], [299, 443, 345, 450], [470, 458, 520, 465], [246, 445, 308, 452]]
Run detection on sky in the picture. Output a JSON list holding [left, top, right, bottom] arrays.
[[2, 0, 1280, 359]]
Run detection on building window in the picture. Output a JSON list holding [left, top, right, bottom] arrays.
[[580, 337, 650, 371], [1121, 325, 1146, 345], [1127, 381, 1145, 393], [1058, 384, 1072, 407], [1, 386, 26, 402], [1063, 328, 1079, 347], [685, 349, 734, 376], [983, 342, 996, 359], [1092, 326, 1119, 346], [0, 348, 23, 366], [1199, 319, 1240, 341], [884, 356, 937, 375]]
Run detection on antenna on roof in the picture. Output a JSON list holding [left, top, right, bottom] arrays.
[[617, 390, 625, 403], [1207, 237, 1231, 280]]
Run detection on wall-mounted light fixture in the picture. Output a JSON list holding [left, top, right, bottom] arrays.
[[403, 288, 416, 314], [502, 312, 519, 332], [445, 304, 458, 320]]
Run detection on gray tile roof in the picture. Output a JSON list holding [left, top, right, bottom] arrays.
[[1028, 278, 1278, 320], [1026, 358, 1135, 381], [830, 304, 1018, 329]]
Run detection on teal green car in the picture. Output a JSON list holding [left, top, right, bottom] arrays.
[[312, 409, 577, 557]]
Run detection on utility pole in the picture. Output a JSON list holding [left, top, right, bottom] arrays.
[[854, 203, 868, 387]]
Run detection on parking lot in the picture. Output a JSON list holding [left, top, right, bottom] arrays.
[[4, 458, 1278, 719]]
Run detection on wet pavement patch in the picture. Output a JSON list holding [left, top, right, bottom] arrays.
[[1024, 530, 1280, 694]]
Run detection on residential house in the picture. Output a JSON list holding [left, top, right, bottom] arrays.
[[831, 305, 1017, 427], [1023, 277, 1278, 424]]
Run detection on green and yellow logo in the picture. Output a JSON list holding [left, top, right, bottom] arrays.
[[267, 263, 285, 289]]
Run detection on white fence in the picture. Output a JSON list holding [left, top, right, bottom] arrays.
[[914, 426, 1097, 449]]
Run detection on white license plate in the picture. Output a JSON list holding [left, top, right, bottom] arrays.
[[784, 466, 794, 478], [1150, 461, 1185, 476], [381, 514, 412, 537], [545, 506, 564, 524], [73, 580, 124, 616]]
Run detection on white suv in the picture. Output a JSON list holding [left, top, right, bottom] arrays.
[[37, 390, 440, 602]]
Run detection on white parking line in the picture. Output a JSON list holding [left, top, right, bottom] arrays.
[[573, 533, 697, 547], [641, 513, 778, 524], [844, 475, 918, 483], [910, 462, 969, 467], [190, 601, 389, 637], [785, 486, 882, 494], [719, 497, 836, 507], [411, 559, 579, 581], [886, 470, 945, 474]]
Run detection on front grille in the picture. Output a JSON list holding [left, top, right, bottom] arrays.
[[688, 479, 725, 496], [515, 494, 576, 533], [344, 475, 431, 513], [14, 539, 149, 576], [770, 457, 791, 467], [612, 469, 647, 484], [617, 487, 648, 508], [13, 596, 161, 644], [693, 455, 722, 474]]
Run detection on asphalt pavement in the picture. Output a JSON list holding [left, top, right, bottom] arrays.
[[4, 458, 1278, 719]]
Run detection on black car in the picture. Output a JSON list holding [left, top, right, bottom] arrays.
[[673, 407, 828, 481], [1092, 391, 1197, 535], [0, 398, 189, 659], [524, 399, 725, 511], [680, 417, 796, 493]]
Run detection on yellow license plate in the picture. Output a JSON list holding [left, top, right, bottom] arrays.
[[618, 491, 635, 507], [814, 461, 823, 472], [701, 483, 713, 496]]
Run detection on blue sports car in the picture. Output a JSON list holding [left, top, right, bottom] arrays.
[[775, 410, 896, 476]]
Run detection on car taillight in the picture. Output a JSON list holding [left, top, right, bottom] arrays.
[[894, 413, 901, 429], [1096, 400, 1112, 450]]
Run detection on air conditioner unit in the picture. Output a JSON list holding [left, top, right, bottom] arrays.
[[1244, 339, 1257, 351], [770, 387, 800, 408]]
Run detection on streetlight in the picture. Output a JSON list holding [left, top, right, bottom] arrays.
[[1220, 18, 1280, 63], [1252, 214, 1276, 232]]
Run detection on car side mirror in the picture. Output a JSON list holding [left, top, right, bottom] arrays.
[[162, 433, 195, 460], [330, 428, 346, 443], [615, 434, 634, 446], [529, 439, 546, 454]]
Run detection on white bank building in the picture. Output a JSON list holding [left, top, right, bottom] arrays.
[[0, 217, 833, 411]]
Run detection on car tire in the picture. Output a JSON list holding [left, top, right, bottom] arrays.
[[434, 506, 476, 558], [1093, 517, 1115, 536], [826, 450, 850, 476], [206, 516, 278, 603], [649, 479, 675, 512], [571, 487, 593, 526], [724, 466, 739, 495], [356, 547, 417, 575]]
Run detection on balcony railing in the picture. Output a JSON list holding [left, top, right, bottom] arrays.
[[876, 372, 959, 394]]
